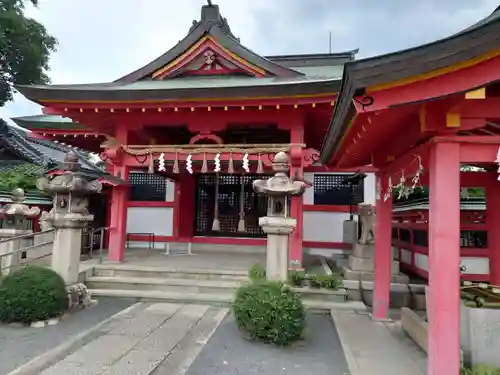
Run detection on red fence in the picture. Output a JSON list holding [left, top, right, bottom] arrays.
[[392, 200, 489, 281]]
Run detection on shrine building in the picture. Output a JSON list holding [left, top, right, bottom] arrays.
[[13, 3, 376, 266], [320, 4, 500, 374]]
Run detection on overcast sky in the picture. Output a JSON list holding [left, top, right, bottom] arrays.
[[0, 0, 498, 123]]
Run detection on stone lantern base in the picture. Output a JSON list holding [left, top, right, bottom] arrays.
[[259, 216, 296, 282]]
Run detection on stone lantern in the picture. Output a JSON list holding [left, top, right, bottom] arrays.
[[253, 152, 308, 281], [37, 151, 102, 285], [0, 188, 40, 275]]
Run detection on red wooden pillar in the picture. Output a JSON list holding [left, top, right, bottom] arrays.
[[108, 166, 129, 262], [372, 172, 392, 320], [428, 141, 461, 375], [486, 173, 500, 284], [289, 126, 304, 269]]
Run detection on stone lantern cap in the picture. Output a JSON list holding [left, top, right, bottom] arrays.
[[36, 151, 103, 196], [253, 152, 307, 197], [0, 188, 41, 219]]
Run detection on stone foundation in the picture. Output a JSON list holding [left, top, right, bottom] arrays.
[[461, 303, 500, 367], [342, 243, 409, 284]]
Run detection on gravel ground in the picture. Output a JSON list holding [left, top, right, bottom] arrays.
[[185, 313, 349, 375], [0, 297, 135, 375]]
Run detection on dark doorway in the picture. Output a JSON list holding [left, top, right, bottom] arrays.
[[194, 174, 269, 238]]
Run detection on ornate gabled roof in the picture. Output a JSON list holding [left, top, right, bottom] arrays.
[[15, 3, 355, 104], [320, 4, 500, 165], [115, 2, 303, 82], [0, 119, 98, 171]]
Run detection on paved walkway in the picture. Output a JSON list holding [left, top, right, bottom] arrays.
[[183, 313, 349, 375], [331, 311, 426, 375], [0, 298, 135, 375], [38, 303, 228, 375]]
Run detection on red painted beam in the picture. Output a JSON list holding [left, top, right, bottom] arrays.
[[364, 55, 500, 112], [41, 96, 337, 111]]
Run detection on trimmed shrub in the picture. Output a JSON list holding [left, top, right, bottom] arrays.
[[248, 263, 266, 282], [461, 364, 500, 375], [0, 266, 69, 324], [310, 274, 341, 290], [289, 270, 306, 286], [233, 281, 305, 346]]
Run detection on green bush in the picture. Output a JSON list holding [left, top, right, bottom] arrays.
[[310, 274, 341, 290], [233, 281, 305, 346], [289, 270, 306, 286], [0, 266, 69, 324], [461, 364, 500, 375], [248, 263, 266, 282]]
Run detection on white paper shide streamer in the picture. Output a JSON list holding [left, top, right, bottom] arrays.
[[214, 153, 221, 172], [186, 154, 193, 174], [158, 153, 166, 172], [242, 153, 250, 173]]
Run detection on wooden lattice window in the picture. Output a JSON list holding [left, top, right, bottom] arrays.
[[129, 172, 167, 202], [313, 174, 364, 206]]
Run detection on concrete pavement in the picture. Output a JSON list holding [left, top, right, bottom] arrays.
[[36, 303, 228, 375], [331, 311, 427, 375]]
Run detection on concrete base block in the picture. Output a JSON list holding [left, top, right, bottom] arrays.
[[352, 243, 374, 258], [348, 255, 400, 274], [401, 307, 428, 353], [461, 303, 500, 367], [342, 266, 410, 284]]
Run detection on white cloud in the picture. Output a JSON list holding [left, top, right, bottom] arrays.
[[0, 0, 498, 123]]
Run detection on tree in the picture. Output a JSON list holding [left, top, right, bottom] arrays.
[[0, 163, 40, 191], [0, 0, 57, 106]]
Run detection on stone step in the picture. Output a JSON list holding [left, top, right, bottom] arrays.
[[342, 266, 410, 284], [92, 264, 249, 282], [347, 256, 400, 274], [86, 276, 348, 302], [86, 276, 243, 294], [87, 289, 366, 312]]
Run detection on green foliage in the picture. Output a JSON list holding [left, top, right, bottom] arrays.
[[310, 273, 341, 290], [0, 163, 41, 191], [288, 270, 306, 286], [248, 263, 265, 282], [0, 0, 57, 106], [232, 281, 305, 346], [461, 364, 500, 375], [0, 265, 69, 323]]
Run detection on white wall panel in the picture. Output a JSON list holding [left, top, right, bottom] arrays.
[[126, 207, 173, 236], [415, 253, 429, 271], [303, 211, 350, 243], [461, 257, 489, 275]]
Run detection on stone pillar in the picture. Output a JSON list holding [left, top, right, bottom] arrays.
[[37, 151, 102, 310], [0, 229, 27, 276], [253, 152, 309, 282], [428, 141, 461, 375], [0, 188, 41, 276], [260, 216, 296, 281], [51, 213, 92, 285]]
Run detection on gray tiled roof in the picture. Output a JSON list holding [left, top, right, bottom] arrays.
[[0, 119, 99, 171]]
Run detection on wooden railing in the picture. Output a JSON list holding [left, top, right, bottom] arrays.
[[392, 198, 489, 281]]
